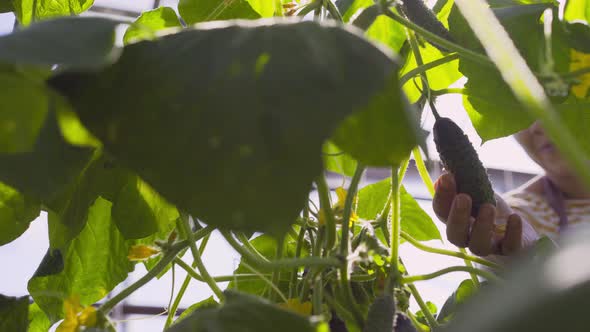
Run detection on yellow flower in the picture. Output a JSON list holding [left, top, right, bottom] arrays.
[[127, 245, 160, 261], [278, 298, 313, 316], [570, 49, 590, 99], [318, 187, 359, 226], [56, 296, 98, 332]]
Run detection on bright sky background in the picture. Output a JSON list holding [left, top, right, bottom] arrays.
[[0, 4, 545, 331]]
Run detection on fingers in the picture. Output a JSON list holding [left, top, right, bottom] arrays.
[[446, 194, 472, 247], [468, 204, 496, 256], [499, 214, 523, 255], [433, 173, 457, 222]]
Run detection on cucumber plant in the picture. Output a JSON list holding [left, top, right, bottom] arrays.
[[0, 0, 589, 332]]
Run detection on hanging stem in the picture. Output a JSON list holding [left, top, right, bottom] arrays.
[[270, 236, 286, 302], [412, 147, 435, 196], [338, 164, 366, 328], [407, 284, 439, 329], [401, 265, 500, 284], [289, 225, 307, 299], [221, 230, 342, 269], [316, 173, 337, 250], [179, 214, 225, 302], [385, 163, 402, 295], [383, 9, 495, 69], [431, 87, 467, 96], [400, 53, 460, 85], [401, 232, 501, 269]]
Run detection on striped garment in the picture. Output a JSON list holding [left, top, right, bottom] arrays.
[[503, 190, 590, 241]]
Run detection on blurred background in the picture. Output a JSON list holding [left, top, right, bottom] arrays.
[[0, 1, 544, 330]]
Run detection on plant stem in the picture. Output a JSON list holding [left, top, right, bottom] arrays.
[[386, 163, 402, 295], [431, 87, 466, 96], [98, 230, 209, 315], [401, 265, 500, 284], [174, 258, 266, 282], [298, 0, 320, 17], [221, 230, 342, 269], [312, 276, 323, 315], [407, 284, 438, 329], [560, 66, 590, 80], [383, 9, 495, 69], [412, 147, 435, 196], [400, 53, 460, 85], [179, 214, 225, 302], [324, 0, 343, 21], [240, 261, 289, 303], [453, 0, 590, 188], [400, 232, 501, 269], [338, 164, 366, 329], [289, 225, 307, 299], [316, 173, 337, 250], [270, 236, 286, 302]]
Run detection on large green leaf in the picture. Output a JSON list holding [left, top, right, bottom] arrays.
[[179, 0, 260, 24], [323, 140, 358, 177], [0, 71, 49, 153], [437, 279, 476, 323], [0, 294, 29, 332], [247, 0, 275, 17], [331, 75, 420, 166], [124, 7, 183, 45], [28, 197, 133, 323], [0, 112, 94, 214], [565, 0, 590, 23], [441, 225, 590, 332], [357, 178, 441, 241], [167, 291, 319, 332], [366, 14, 407, 54], [557, 97, 590, 156], [50, 19, 402, 236], [13, 0, 94, 25], [0, 181, 40, 245], [48, 152, 178, 248], [28, 303, 51, 332], [449, 2, 569, 141], [0, 17, 119, 68]]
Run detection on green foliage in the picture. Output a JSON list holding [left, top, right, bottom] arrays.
[[322, 140, 358, 177], [13, 0, 94, 26], [124, 7, 183, 45], [0, 17, 119, 69], [437, 279, 476, 323], [228, 234, 304, 296], [50, 19, 404, 236], [449, 2, 569, 140], [0, 71, 49, 153], [29, 198, 133, 323], [400, 0, 454, 51], [565, 0, 590, 23], [167, 291, 319, 332], [0, 181, 40, 245], [27, 302, 51, 332], [0, 294, 29, 332], [178, 0, 261, 24], [357, 178, 441, 242], [175, 296, 219, 326]]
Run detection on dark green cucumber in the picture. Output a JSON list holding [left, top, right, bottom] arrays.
[[400, 0, 454, 51], [433, 117, 495, 217]]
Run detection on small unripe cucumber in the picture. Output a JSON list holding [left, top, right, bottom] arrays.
[[433, 117, 496, 217], [400, 0, 454, 51]]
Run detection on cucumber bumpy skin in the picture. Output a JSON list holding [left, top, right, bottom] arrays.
[[433, 117, 496, 217], [400, 0, 454, 51]]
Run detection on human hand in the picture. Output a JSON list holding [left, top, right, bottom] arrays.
[[432, 173, 531, 256]]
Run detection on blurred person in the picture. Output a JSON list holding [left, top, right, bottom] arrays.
[[432, 120, 590, 257]]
